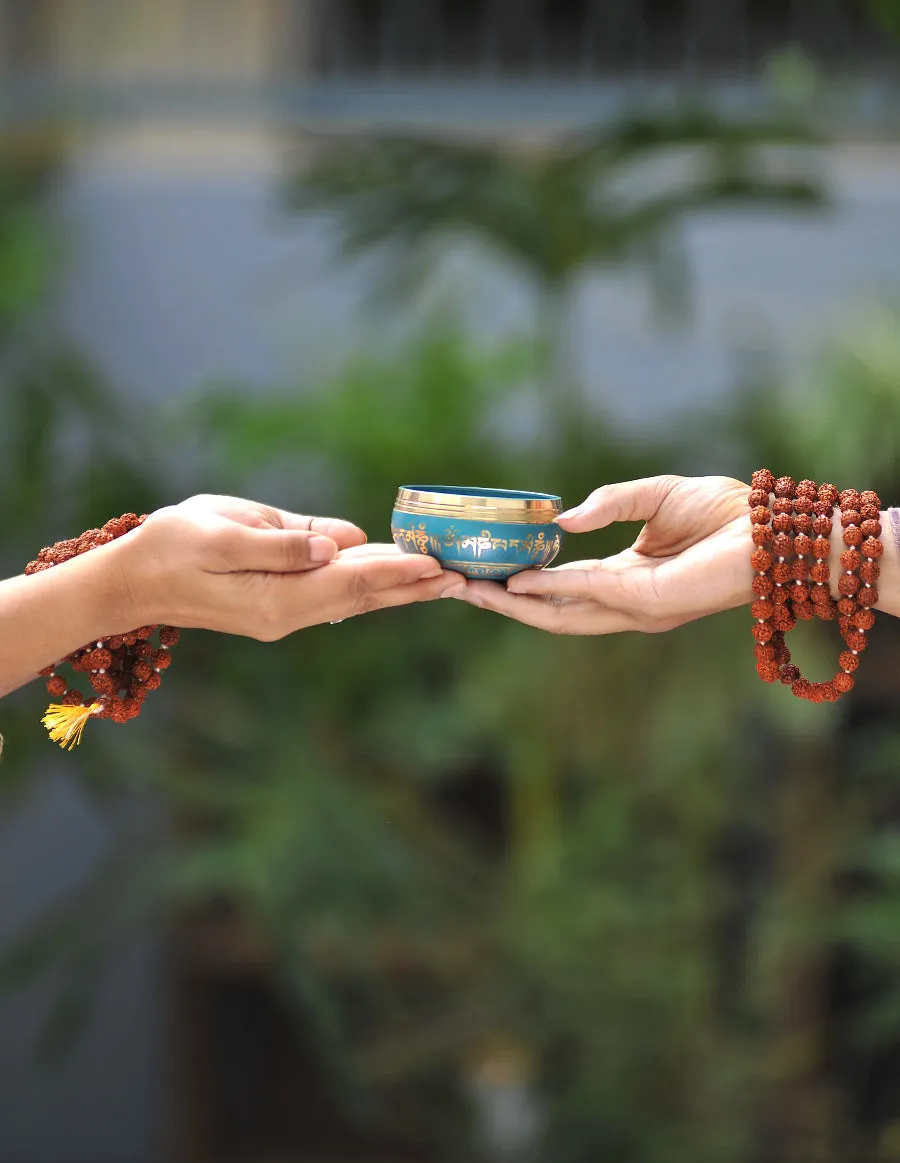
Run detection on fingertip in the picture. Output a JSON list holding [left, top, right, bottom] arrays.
[[463, 580, 503, 608], [557, 486, 617, 530], [406, 555, 444, 578], [506, 571, 537, 592], [440, 577, 468, 599], [558, 504, 589, 522], [325, 519, 367, 548], [309, 534, 339, 563], [557, 507, 608, 531]]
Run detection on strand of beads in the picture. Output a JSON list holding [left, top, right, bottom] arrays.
[[27, 513, 179, 748], [835, 488, 881, 690], [748, 471, 882, 703], [788, 478, 816, 624], [809, 481, 838, 623], [749, 472, 783, 684], [770, 476, 797, 636]]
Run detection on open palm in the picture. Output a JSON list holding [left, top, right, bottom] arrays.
[[463, 476, 751, 634]]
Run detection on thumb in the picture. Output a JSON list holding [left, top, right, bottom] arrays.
[[558, 476, 680, 531], [216, 523, 338, 572]]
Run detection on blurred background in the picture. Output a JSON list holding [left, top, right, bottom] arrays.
[[3, 2, 900, 1161]]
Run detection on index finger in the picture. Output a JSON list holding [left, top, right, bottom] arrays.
[[558, 477, 679, 531], [336, 542, 414, 559], [329, 552, 446, 588], [276, 512, 367, 549], [507, 563, 603, 597]]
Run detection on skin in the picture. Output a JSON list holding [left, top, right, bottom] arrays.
[[5, 477, 897, 699], [0, 493, 467, 699], [461, 475, 900, 633]]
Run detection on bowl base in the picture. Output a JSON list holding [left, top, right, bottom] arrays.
[[441, 560, 536, 581]]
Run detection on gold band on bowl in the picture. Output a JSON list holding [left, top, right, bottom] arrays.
[[395, 487, 562, 524], [393, 502, 560, 524]]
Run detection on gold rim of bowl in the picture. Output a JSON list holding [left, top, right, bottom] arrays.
[[394, 487, 562, 524], [393, 503, 560, 524]]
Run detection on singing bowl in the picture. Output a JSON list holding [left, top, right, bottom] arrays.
[[391, 485, 564, 580]]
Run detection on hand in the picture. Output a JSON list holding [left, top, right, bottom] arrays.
[[463, 475, 751, 634], [118, 494, 466, 639]]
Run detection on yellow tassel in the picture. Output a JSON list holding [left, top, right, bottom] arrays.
[[42, 702, 102, 750]]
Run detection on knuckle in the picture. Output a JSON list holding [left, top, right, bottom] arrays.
[[256, 504, 283, 530], [184, 492, 219, 510], [655, 473, 684, 500], [283, 535, 311, 570]]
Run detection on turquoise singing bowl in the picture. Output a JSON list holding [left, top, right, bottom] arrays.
[[391, 485, 564, 580]]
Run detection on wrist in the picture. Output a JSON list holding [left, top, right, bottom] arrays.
[[79, 532, 148, 637], [875, 509, 900, 619], [105, 521, 166, 629], [0, 534, 144, 699], [726, 512, 756, 611], [826, 508, 900, 619]]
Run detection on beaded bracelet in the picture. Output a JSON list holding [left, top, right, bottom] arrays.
[[749, 471, 881, 703], [26, 514, 178, 749]]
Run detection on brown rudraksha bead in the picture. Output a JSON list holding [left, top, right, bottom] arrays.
[[749, 473, 882, 704], [25, 513, 180, 748]]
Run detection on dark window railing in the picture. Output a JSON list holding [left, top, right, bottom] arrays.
[[304, 0, 897, 77], [0, 0, 896, 120]]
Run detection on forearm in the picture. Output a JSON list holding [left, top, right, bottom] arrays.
[[827, 509, 900, 620], [0, 539, 137, 698], [871, 511, 900, 618], [726, 502, 900, 620]]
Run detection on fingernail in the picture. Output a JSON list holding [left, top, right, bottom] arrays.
[[309, 535, 337, 562], [558, 504, 588, 521]]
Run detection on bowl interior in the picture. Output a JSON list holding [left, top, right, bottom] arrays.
[[398, 484, 561, 503]]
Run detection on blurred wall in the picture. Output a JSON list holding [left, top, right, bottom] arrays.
[[50, 127, 900, 430], [0, 0, 300, 82]]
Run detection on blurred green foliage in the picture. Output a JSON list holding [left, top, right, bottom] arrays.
[[868, 0, 900, 41], [0, 134, 61, 338], [3, 113, 900, 1163], [287, 108, 824, 396]]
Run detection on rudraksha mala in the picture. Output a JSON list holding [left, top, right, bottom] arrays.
[[749, 471, 882, 703], [25, 513, 179, 749]]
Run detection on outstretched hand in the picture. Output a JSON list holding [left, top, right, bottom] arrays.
[[463, 475, 751, 634], [122, 494, 466, 639]]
